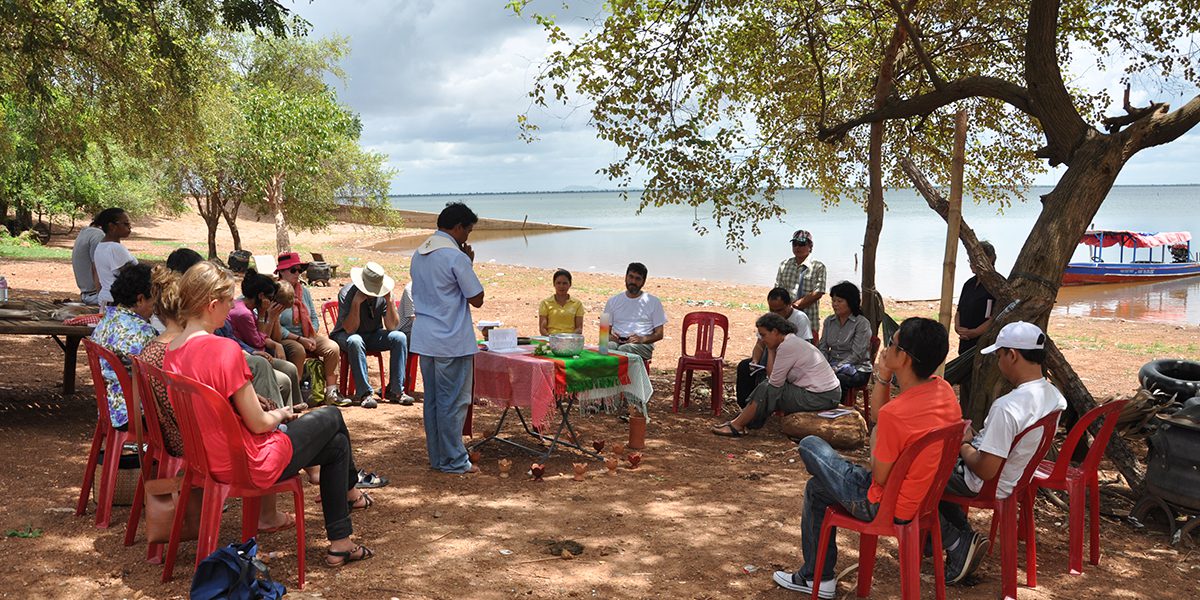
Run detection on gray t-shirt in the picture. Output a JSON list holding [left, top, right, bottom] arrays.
[[71, 227, 105, 293]]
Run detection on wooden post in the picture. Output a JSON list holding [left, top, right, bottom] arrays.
[[937, 109, 968, 375]]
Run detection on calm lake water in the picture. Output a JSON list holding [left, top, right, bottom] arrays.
[[387, 186, 1200, 325]]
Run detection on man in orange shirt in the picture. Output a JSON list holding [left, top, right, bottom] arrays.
[[774, 317, 961, 598]]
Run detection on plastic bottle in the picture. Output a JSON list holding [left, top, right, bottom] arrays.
[[598, 312, 612, 355], [0, 276, 8, 303]]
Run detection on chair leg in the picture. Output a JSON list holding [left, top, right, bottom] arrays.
[[124, 474, 145, 546], [711, 363, 724, 416], [95, 430, 124, 528], [404, 352, 419, 394], [684, 370, 694, 409], [857, 533, 879, 598], [1068, 478, 1086, 575], [163, 474, 196, 582], [76, 422, 104, 516], [897, 526, 921, 600], [930, 520, 947, 600], [376, 354, 386, 399], [811, 513, 836, 600], [195, 485, 227, 568], [1023, 491, 1037, 587], [338, 355, 351, 397], [242, 496, 262, 542], [1088, 476, 1101, 566], [671, 365, 684, 413], [999, 500, 1019, 600], [292, 488, 306, 590]]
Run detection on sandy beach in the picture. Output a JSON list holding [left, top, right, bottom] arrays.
[[0, 209, 1196, 599]]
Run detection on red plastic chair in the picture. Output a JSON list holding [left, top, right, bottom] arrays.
[[842, 336, 881, 424], [321, 300, 387, 399], [1024, 399, 1128, 576], [811, 420, 970, 600], [941, 410, 1062, 600], [672, 311, 729, 416], [124, 357, 187, 563], [78, 339, 135, 528], [158, 368, 306, 589]]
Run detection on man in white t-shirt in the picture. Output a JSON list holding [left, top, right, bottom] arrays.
[[939, 321, 1066, 585], [603, 262, 667, 361]]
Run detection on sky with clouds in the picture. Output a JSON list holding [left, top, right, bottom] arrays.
[[291, 1, 1200, 195]]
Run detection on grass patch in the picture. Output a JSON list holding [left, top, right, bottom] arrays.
[[1114, 340, 1200, 356], [0, 243, 71, 260], [5, 525, 42, 539]]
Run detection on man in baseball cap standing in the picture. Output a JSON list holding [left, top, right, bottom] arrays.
[[936, 321, 1066, 584], [774, 229, 826, 339]]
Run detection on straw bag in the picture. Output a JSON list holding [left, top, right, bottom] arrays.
[[145, 476, 203, 544]]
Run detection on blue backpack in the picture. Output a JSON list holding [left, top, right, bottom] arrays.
[[191, 537, 286, 600]]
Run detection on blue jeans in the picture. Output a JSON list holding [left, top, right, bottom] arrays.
[[332, 329, 408, 397], [797, 436, 879, 581], [421, 355, 473, 473]]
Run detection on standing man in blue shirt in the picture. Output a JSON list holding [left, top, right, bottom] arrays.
[[411, 203, 485, 474]]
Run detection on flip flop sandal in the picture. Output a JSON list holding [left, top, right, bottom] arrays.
[[348, 491, 374, 512], [712, 423, 746, 437], [325, 544, 374, 568], [355, 471, 390, 489], [258, 512, 296, 534]]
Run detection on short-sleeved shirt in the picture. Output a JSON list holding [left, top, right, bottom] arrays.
[[227, 299, 267, 352], [965, 378, 1066, 497], [71, 227, 105, 294], [539, 296, 585, 335], [868, 376, 962, 520], [164, 334, 293, 489], [767, 334, 840, 393], [957, 276, 995, 353], [279, 285, 320, 337], [331, 283, 391, 337], [94, 241, 137, 306], [410, 231, 485, 358], [397, 282, 415, 337], [775, 257, 827, 331], [91, 305, 157, 428], [603, 292, 667, 338]]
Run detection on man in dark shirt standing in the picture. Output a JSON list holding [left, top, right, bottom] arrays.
[[953, 241, 996, 403]]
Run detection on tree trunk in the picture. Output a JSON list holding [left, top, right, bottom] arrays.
[[190, 176, 223, 259], [265, 173, 291, 254], [220, 193, 244, 252]]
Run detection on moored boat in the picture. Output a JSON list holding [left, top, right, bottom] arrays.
[[1062, 230, 1200, 286]]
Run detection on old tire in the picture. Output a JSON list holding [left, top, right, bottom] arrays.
[[1139, 359, 1200, 401]]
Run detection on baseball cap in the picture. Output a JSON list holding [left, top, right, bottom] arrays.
[[790, 229, 813, 245], [980, 321, 1046, 354]]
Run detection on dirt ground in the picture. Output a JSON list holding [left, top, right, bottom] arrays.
[[0, 211, 1197, 599]]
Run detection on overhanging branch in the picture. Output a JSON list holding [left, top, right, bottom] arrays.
[[1137, 94, 1200, 150], [886, 0, 944, 89], [818, 76, 1033, 142]]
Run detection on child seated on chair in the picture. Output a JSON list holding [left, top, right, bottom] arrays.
[[773, 317, 960, 598]]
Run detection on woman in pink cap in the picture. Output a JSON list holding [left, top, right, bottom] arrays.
[[275, 252, 345, 406]]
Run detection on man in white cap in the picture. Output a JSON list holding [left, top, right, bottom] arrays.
[[411, 202, 485, 474], [937, 321, 1066, 585], [330, 261, 414, 408]]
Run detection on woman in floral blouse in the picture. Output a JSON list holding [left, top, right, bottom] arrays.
[[90, 263, 157, 429]]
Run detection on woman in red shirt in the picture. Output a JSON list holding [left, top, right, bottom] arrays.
[[164, 261, 375, 567]]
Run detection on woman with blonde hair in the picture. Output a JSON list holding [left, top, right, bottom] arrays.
[[163, 261, 375, 567]]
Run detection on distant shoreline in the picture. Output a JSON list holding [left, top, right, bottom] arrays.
[[383, 183, 1200, 198]]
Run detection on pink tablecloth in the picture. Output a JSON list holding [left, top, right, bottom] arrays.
[[473, 350, 558, 431]]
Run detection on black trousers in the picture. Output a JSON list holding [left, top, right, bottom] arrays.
[[735, 358, 767, 408], [277, 406, 358, 540]]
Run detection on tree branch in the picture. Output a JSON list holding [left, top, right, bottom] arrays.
[[886, 0, 944, 89], [818, 76, 1034, 142], [1024, 0, 1089, 165], [1136, 94, 1200, 151]]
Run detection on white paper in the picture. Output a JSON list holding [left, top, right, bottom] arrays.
[[487, 327, 518, 351], [477, 320, 504, 329], [816, 408, 854, 419]]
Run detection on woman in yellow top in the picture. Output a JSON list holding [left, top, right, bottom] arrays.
[[538, 269, 585, 335]]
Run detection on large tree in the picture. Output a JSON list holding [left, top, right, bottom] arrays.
[[516, 0, 1200, 419]]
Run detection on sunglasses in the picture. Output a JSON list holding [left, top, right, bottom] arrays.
[[287, 266, 304, 274], [791, 239, 810, 246]]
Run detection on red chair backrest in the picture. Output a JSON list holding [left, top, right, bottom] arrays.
[[973, 410, 1063, 500], [160, 369, 261, 488], [82, 338, 131, 432], [1042, 400, 1129, 481], [130, 357, 174, 461], [871, 420, 971, 525], [321, 300, 338, 335], [680, 311, 729, 360]]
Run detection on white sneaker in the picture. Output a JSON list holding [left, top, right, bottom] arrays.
[[772, 570, 836, 598]]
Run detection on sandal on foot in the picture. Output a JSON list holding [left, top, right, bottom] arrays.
[[348, 491, 374, 512], [355, 470, 390, 489], [258, 511, 296, 534], [712, 422, 746, 437], [324, 544, 374, 567]]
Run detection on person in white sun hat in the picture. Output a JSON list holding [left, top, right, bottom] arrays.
[[936, 321, 1066, 585], [330, 261, 414, 408]]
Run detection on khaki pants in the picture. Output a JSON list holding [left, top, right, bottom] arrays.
[[281, 335, 341, 385]]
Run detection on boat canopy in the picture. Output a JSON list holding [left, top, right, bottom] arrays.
[[1079, 230, 1191, 249]]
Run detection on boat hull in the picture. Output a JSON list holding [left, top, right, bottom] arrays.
[[1063, 262, 1200, 285]]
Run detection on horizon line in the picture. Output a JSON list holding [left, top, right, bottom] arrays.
[[386, 183, 1200, 198]]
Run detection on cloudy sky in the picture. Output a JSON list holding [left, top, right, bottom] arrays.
[[291, 1, 1200, 195]]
